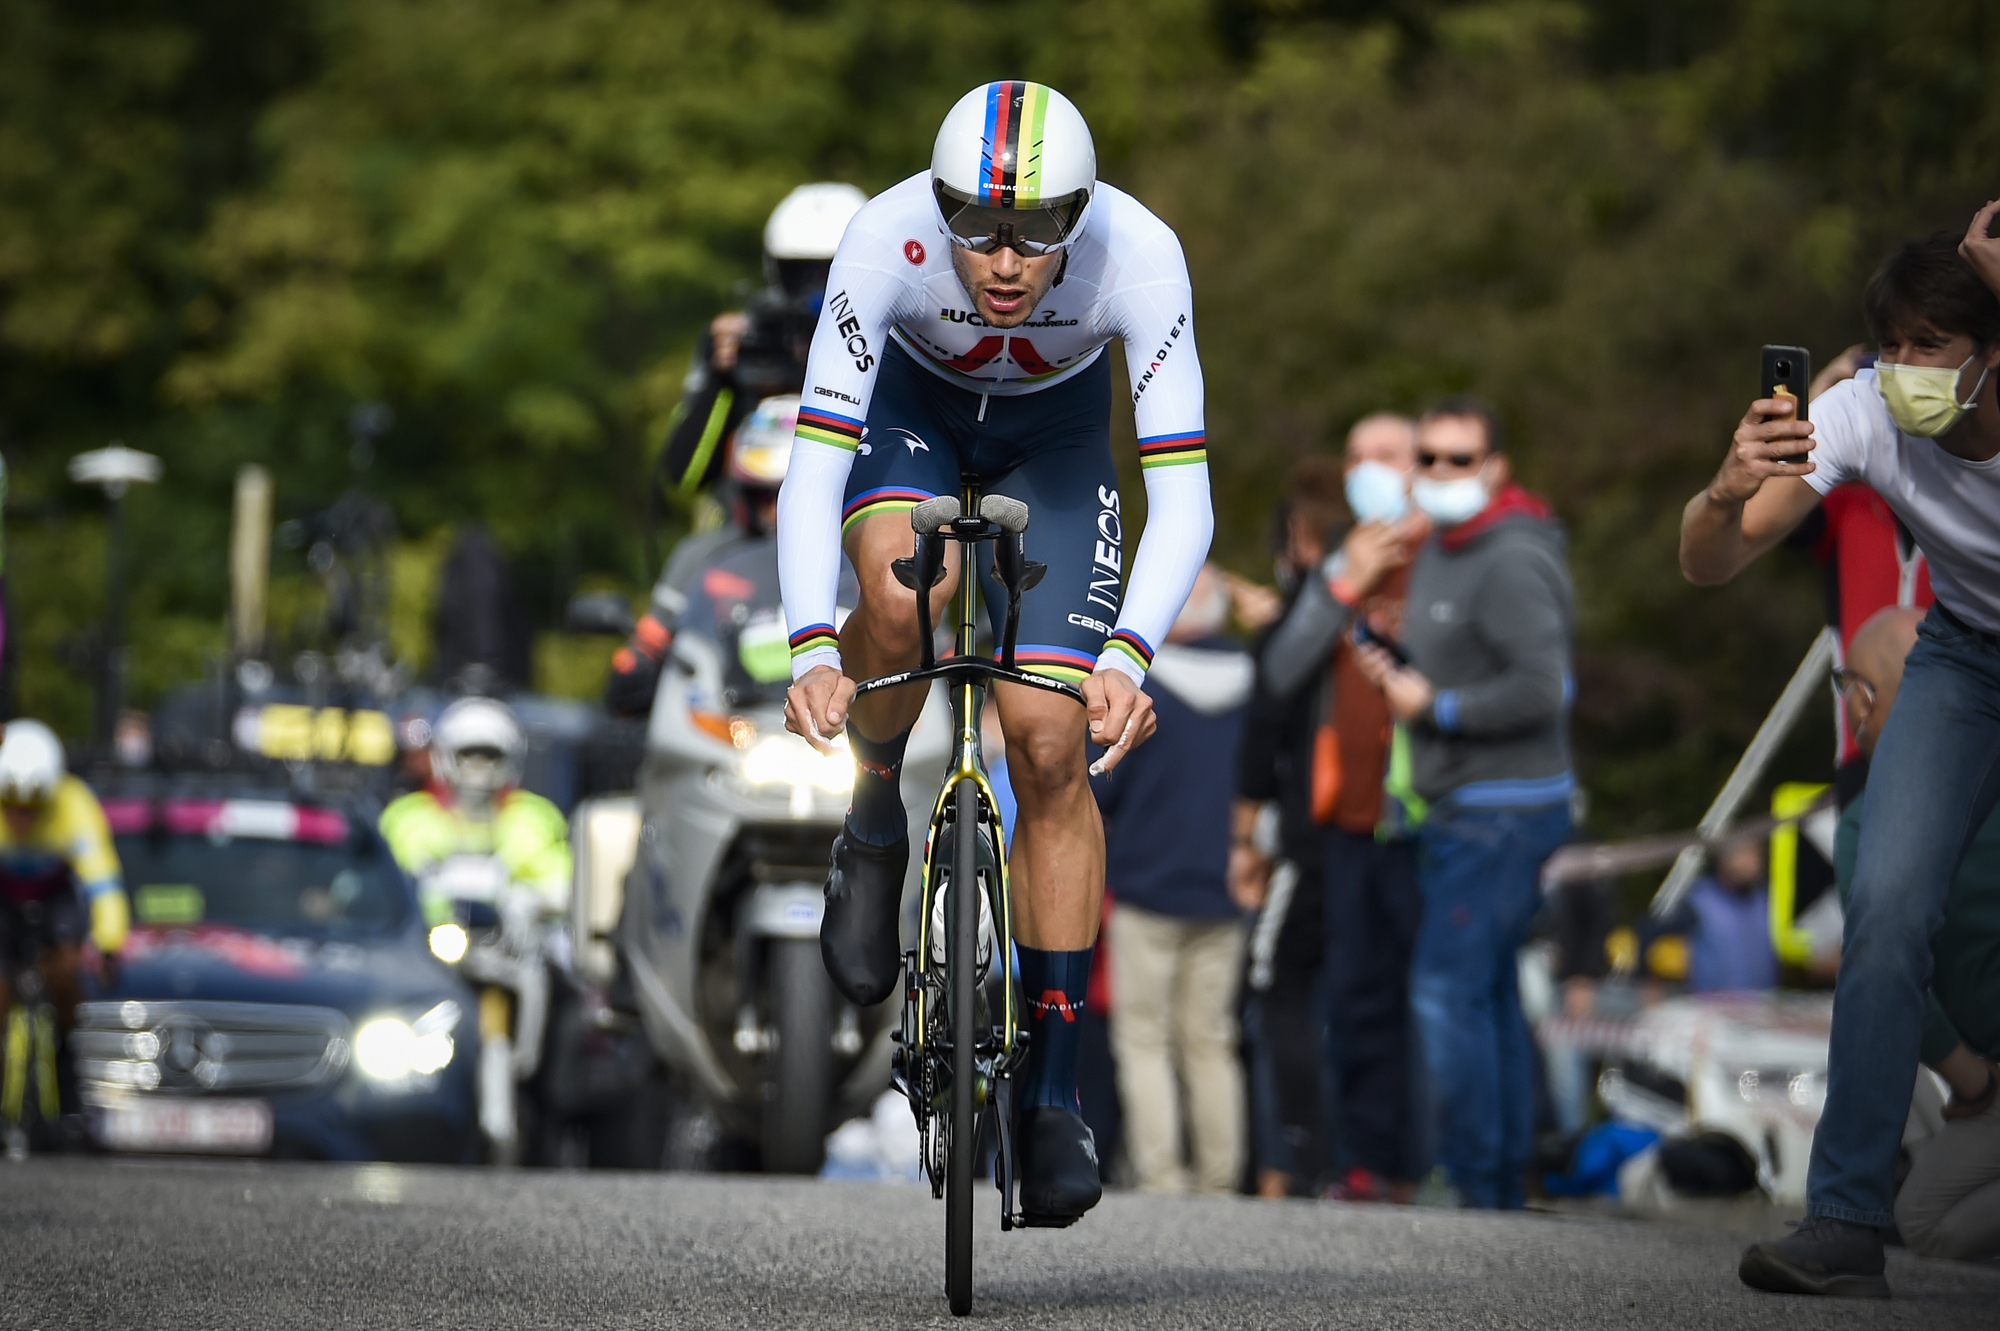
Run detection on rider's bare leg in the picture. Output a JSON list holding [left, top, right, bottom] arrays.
[[992, 682, 1103, 949], [840, 513, 962, 740], [41, 943, 82, 1034]]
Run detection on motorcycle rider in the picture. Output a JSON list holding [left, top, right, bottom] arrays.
[[380, 697, 572, 924], [0, 720, 128, 1033], [606, 395, 799, 716], [657, 182, 867, 503], [778, 82, 1211, 1223]]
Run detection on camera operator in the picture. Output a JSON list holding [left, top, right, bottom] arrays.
[[1681, 203, 2000, 1299], [610, 184, 866, 716]]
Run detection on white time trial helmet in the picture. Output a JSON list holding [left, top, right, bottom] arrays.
[[931, 81, 1095, 257]]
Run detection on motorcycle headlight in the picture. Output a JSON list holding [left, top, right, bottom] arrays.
[[740, 732, 854, 794], [355, 1001, 459, 1085], [428, 923, 469, 964]]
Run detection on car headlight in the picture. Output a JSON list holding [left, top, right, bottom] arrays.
[[355, 1001, 459, 1085], [739, 731, 853, 794], [428, 922, 469, 963]]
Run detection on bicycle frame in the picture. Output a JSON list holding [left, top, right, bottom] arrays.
[[855, 483, 1084, 1302]]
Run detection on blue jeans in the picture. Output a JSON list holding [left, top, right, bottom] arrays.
[[1808, 605, 2000, 1226], [1412, 800, 1571, 1209]]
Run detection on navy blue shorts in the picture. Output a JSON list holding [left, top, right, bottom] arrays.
[[841, 338, 1124, 683]]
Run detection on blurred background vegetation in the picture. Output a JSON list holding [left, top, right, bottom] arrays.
[[2, 0, 1996, 836]]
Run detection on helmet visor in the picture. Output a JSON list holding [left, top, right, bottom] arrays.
[[933, 181, 1088, 256]]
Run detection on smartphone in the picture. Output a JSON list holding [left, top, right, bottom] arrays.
[[1761, 344, 1812, 464], [1351, 617, 1411, 669]]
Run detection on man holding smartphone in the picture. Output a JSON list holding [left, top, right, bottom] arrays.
[[1680, 203, 2000, 1298], [1350, 396, 1576, 1210]]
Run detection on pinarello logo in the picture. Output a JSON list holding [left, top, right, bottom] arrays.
[[904, 239, 926, 266]]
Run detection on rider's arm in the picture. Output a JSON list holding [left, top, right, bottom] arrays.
[[1097, 214, 1213, 686], [495, 792, 574, 912], [62, 780, 128, 954], [777, 219, 919, 680], [656, 330, 743, 498]]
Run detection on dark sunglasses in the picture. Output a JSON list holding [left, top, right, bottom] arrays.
[[934, 181, 1087, 257], [1416, 450, 1483, 469]]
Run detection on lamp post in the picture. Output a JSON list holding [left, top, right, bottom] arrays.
[[68, 444, 162, 752]]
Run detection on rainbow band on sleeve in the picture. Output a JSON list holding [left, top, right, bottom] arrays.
[[841, 486, 934, 536], [1102, 629, 1154, 672], [1136, 431, 1206, 470], [795, 407, 865, 452], [1008, 644, 1098, 685], [789, 623, 841, 660]]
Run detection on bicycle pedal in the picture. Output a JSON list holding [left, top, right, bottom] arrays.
[[1011, 1211, 1081, 1230]]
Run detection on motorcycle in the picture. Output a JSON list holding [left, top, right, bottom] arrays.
[[421, 855, 559, 1164], [617, 536, 945, 1172]]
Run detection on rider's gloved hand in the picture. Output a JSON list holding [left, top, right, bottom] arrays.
[[785, 664, 858, 755], [1083, 669, 1156, 775]]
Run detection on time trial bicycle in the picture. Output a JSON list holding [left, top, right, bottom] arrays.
[[854, 486, 1083, 1316]]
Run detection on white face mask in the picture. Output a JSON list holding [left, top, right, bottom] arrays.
[[1877, 354, 1993, 437], [1411, 463, 1490, 527], [1344, 460, 1410, 524]]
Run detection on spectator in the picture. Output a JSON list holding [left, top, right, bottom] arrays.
[[1683, 209, 2000, 1297], [1235, 457, 1346, 1197], [1353, 395, 1575, 1210], [1258, 413, 1429, 1201], [1788, 343, 1936, 808], [1096, 564, 1255, 1195], [1661, 839, 1777, 993], [1822, 606, 2000, 1262]]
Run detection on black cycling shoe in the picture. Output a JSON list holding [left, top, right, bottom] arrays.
[[1016, 1106, 1103, 1225], [1739, 1216, 1890, 1299], [819, 832, 908, 1006]]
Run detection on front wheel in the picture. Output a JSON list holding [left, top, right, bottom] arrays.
[[763, 937, 834, 1174], [945, 779, 979, 1315]]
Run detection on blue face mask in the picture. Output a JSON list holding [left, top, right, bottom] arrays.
[[1344, 461, 1410, 524]]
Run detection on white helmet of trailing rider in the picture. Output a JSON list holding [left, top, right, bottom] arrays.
[[931, 81, 1096, 256], [0, 720, 65, 804], [431, 697, 525, 796], [727, 395, 799, 490], [763, 183, 869, 261]]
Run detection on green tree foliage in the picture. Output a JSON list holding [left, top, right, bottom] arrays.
[[1, 0, 1995, 833]]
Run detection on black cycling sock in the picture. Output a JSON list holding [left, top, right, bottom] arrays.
[[844, 724, 913, 847], [1017, 944, 1092, 1111]]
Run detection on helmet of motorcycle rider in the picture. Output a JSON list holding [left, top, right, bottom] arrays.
[[727, 395, 799, 491], [763, 183, 868, 303], [0, 719, 64, 805], [931, 82, 1095, 257], [431, 697, 525, 799]]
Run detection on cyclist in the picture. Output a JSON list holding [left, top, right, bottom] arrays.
[[0, 720, 127, 1034], [380, 697, 572, 925], [606, 395, 800, 716], [779, 81, 1211, 1224]]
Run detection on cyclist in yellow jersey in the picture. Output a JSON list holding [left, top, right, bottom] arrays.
[[0, 721, 127, 1033]]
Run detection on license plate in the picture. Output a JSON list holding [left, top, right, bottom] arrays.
[[96, 1098, 274, 1154]]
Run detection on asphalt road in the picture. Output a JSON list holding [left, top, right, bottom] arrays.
[[7, 1158, 2000, 1329]]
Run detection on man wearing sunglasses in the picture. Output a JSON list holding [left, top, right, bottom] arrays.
[[1350, 395, 1576, 1211], [777, 81, 1210, 1223]]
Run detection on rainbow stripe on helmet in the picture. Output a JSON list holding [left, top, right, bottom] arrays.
[[980, 81, 1054, 207]]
